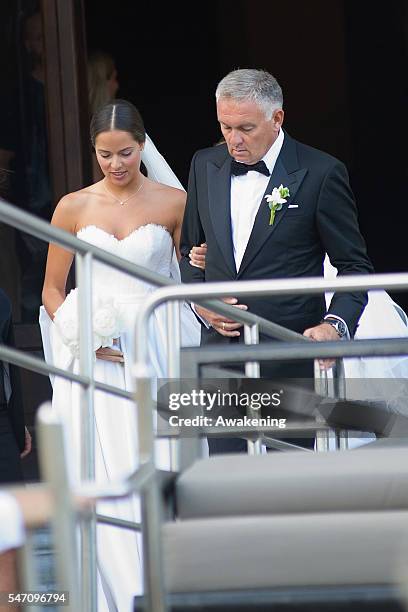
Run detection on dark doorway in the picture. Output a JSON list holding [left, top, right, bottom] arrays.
[[0, 0, 90, 480], [84, 0, 408, 309]]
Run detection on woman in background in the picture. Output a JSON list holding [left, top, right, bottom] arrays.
[[88, 50, 119, 116], [87, 51, 120, 182]]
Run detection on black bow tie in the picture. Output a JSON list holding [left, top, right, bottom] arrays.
[[230, 159, 270, 177]]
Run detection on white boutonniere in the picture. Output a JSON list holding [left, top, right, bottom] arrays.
[[265, 184, 290, 225]]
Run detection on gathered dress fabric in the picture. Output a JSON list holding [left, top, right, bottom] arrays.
[[323, 256, 408, 449]]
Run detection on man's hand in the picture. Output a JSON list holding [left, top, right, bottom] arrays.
[[303, 322, 341, 370], [20, 426, 32, 458], [189, 243, 207, 270], [96, 339, 124, 363], [96, 347, 125, 363], [195, 297, 248, 337]]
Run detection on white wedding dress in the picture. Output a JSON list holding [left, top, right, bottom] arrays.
[[40, 223, 200, 612], [323, 256, 408, 449]]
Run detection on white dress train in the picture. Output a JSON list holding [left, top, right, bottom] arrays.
[[40, 224, 200, 612], [324, 256, 408, 449]]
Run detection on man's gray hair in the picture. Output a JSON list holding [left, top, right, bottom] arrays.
[[215, 69, 283, 120]]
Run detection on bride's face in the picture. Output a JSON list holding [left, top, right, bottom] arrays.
[[95, 130, 143, 187]]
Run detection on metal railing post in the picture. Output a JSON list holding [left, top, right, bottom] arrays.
[[166, 302, 181, 378], [333, 358, 349, 450], [76, 251, 97, 612], [17, 533, 38, 612], [314, 364, 331, 452], [166, 302, 181, 471], [134, 365, 167, 612], [244, 324, 263, 455], [36, 403, 79, 611]]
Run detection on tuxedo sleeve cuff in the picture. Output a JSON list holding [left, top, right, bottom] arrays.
[[191, 303, 211, 328], [324, 314, 350, 339]]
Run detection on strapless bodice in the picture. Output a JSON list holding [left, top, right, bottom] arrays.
[[76, 224, 174, 296]]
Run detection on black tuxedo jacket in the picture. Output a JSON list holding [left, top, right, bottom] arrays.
[[0, 289, 25, 451], [179, 132, 373, 342]]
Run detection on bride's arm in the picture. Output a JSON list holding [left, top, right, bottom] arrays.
[[42, 196, 77, 319], [171, 190, 187, 261]]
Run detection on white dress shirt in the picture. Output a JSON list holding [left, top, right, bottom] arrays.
[[230, 129, 284, 271], [191, 132, 284, 327]]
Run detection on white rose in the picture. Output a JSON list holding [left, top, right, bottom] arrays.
[[56, 317, 78, 342], [53, 289, 123, 358], [93, 307, 119, 338], [93, 295, 123, 347], [67, 340, 80, 360]]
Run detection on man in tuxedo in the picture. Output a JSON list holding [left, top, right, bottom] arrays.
[[179, 69, 373, 454]]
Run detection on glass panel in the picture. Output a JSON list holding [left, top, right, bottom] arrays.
[[0, 0, 51, 322]]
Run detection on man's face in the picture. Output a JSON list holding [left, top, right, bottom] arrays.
[[217, 98, 284, 164]]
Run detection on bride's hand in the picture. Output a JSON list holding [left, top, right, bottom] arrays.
[[96, 339, 124, 363], [189, 243, 207, 269]]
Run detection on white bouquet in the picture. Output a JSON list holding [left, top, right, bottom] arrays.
[[53, 288, 124, 359]]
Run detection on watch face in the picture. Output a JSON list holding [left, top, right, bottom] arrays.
[[327, 318, 346, 337], [337, 321, 347, 337]]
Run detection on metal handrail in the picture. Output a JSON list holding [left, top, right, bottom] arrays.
[[6, 197, 408, 610], [178, 337, 408, 362], [0, 198, 295, 340], [4, 404, 158, 611], [4, 197, 408, 317], [0, 197, 308, 474], [0, 198, 174, 288], [0, 343, 132, 400], [134, 274, 408, 365], [0, 198, 319, 466], [1, 197, 303, 451], [0, 197, 300, 610], [131, 274, 408, 612]]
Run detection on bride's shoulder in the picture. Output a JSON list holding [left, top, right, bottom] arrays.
[[148, 180, 186, 206], [52, 183, 101, 231], [156, 183, 186, 221], [56, 183, 97, 208], [149, 179, 184, 195]]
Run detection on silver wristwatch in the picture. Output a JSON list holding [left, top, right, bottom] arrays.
[[323, 317, 347, 338]]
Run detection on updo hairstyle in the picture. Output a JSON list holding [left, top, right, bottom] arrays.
[[90, 99, 146, 147]]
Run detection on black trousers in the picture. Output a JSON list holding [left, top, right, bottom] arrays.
[[0, 407, 23, 483], [208, 435, 315, 454], [208, 358, 316, 455]]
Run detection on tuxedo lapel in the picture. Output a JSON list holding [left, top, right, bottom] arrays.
[[237, 135, 307, 278], [207, 155, 236, 277]]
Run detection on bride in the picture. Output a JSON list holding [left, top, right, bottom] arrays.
[[40, 99, 200, 612]]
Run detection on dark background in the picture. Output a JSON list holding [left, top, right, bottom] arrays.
[[85, 0, 408, 308]]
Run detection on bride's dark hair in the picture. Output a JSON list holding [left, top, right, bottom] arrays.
[[90, 99, 146, 146]]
